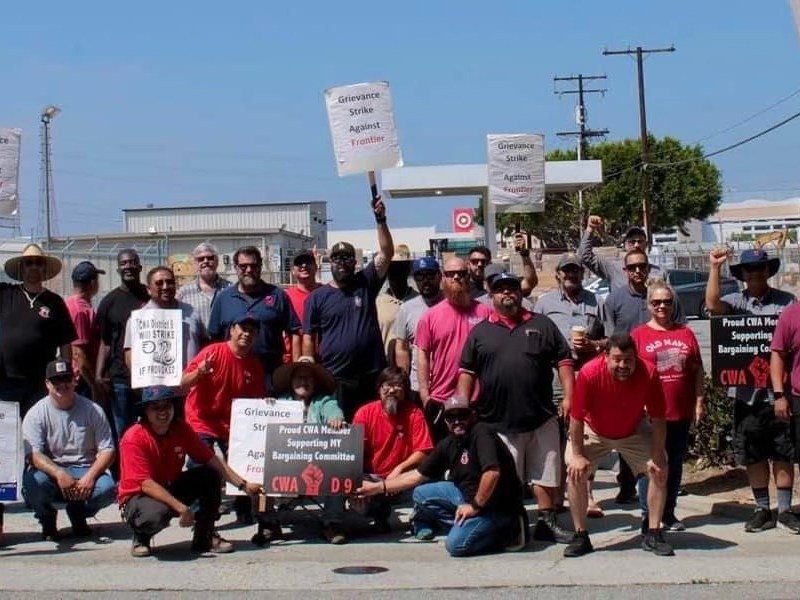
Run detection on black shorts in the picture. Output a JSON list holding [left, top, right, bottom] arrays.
[[733, 399, 798, 466]]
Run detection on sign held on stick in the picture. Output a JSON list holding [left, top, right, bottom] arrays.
[[487, 133, 545, 213]]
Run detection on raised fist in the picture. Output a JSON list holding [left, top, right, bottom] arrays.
[[587, 215, 604, 232], [748, 356, 770, 389], [300, 463, 324, 496]]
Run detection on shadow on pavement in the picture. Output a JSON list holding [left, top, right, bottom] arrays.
[[598, 530, 737, 553]]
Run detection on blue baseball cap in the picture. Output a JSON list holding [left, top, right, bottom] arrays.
[[71, 261, 105, 283], [231, 313, 261, 328], [412, 256, 440, 274], [138, 386, 183, 406], [489, 272, 521, 291]]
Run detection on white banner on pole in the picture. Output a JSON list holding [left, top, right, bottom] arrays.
[[226, 398, 304, 495], [324, 81, 403, 176], [0, 400, 21, 501], [0, 129, 21, 217], [487, 133, 546, 213], [129, 308, 183, 388]]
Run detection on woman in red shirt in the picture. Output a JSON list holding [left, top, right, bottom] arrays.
[[631, 280, 705, 531]]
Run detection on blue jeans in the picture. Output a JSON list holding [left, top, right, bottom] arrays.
[[111, 381, 138, 440], [22, 466, 117, 523], [638, 419, 692, 519], [411, 481, 513, 557]]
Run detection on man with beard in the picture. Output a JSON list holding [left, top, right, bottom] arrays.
[[176, 243, 231, 332], [416, 257, 491, 441], [393, 257, 443, 405], [124, 266, 205, 373], [467, 238, 538, 300], [376, 246, 417, 355], [96, 249, 150, 438], [209, 246, 300, 388], [357, 395, 525, 557], [353, 367, 433, 532], [563, 333, 672, 558], [458, 271, 574, 544], [302, 197, 394, 419], [281, 250, 322, 363], [708, 249, 798, 533]]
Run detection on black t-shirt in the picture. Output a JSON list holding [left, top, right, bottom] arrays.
[[97, 284, 149, 382], [461, 312, 571, 434], [0, 284, 77, 381], [417, 421, 523, 516]]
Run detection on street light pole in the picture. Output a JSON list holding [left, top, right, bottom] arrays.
[[40, 104, 60, 249]]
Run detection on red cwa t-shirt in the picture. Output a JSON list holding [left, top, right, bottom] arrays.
[[631, 323, 703, 421]]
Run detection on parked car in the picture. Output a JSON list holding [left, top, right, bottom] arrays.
[[584, 268, 739, 319]]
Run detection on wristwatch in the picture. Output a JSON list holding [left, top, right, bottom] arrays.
[[774, 391, 786, 400], [237, 481, 247, 492]]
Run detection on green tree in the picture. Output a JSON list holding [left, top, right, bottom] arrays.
[[476, 136, 723, 248]]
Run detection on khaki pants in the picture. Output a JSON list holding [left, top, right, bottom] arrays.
[[565, 420, 652, 476]]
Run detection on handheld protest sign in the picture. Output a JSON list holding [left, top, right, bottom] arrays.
[[324, 81, 403, 202], [0, 401, 20, 501], [226, 398, 304, 495], [129, 308, 183, 388], [709, 315, 777, 388], [264, 423, 364, 497], [487, 133, 545, 213]]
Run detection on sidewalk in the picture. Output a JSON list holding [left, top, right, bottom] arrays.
[[2, 469, 799, 593]]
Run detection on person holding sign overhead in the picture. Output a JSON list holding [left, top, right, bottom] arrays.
[[273, 356, 347, 544], [118, 385, 263, 558], [302, 195, 394, 420], [706, 248, 798, 534]]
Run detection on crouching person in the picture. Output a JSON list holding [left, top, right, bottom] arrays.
[[118, 385, 263, 557], [358, 396, 525, 557], [22, 360, 117, 540]]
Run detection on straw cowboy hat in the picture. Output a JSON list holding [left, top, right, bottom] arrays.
[[4, 243, 62, 281], [272, 356, 337, 396]]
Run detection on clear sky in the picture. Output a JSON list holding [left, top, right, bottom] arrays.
[[3, 0, 800, 238]]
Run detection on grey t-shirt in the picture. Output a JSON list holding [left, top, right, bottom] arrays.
[[602, 284, 686, 335], [123, 299, 205, 368], [22, 394, 114, 468], [392, 294, 442, 391]]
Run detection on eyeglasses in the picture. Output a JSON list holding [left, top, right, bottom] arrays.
[[444, 410, 471, 423], [23, 258, 45, 267], [443, 270, 468, 279], [380, 381, 404, 391], [236, 262, 261, 272], [195, 255, 216, 263], [469, 258, 488, 266], [152, 279, 176, 287], [625, 263, 650, 273], [649, 299, 674, 307]]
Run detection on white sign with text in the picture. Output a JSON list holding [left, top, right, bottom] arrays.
[[0, 128, 22, 217], [487, 133, 546, 213], [129, 308, 183, 388], [0, 400, 20, 501]]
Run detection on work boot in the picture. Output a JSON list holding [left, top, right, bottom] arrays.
[[563, 530, 593, 557], [532, 510, 572, 544], [40, 515, 60, 541], [66, 503, 92, 538]]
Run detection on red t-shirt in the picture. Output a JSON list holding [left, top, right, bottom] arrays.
[[65, 295, 99, 381], [282, 285, 315, 363], [184, 342, 266, 439], [117, 420, 215, 505], [572, 354, 666, 439], [631, 323, 702, 421], [352, 399, 433, 478]]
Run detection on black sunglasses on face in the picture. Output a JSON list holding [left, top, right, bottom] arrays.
[[650, 299, 674, 307], [444, 410, 471, 423], [625, 263, 650, 273], [444, 270, 468, 279]]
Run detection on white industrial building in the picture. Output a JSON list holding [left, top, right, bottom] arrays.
[[702, 198, 800, 243]]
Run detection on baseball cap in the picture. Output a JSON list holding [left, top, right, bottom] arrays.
[[412, 256, 440, 274], [71, 261, 106, 283], [557, 253, 582, 270], [232, 313, 261, 328], [46, 359, 73, 380], [138, 385, 183, 406], [484, 263, 507, 284], [329, 242, 356, 257], [489, 271, 521, 291], [292, 250, 316, 266], [624, 226, 647, 241], [443, 396, 471, 414]]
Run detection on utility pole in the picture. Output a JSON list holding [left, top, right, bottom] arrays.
[[554, 73, 609, 230], [603, 45, 675, 242]]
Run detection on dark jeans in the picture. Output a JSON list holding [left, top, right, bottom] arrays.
[[638, 419, 692, 519], [0, 378, 46, 419], [336, 371, 380, 422], [122, 465, 221, 539], [194, 434, 252, 519], [110, 381, 140, 441]]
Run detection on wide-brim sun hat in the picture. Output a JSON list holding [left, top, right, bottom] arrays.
[[272, 356, 337, 396], [729, 249, 780, 281], [4, 243, 62, 281]]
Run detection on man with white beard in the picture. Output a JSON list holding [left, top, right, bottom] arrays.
[[353, 367, 433, 532]]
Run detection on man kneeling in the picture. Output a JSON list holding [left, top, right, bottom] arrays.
[[117, 386, 263, 557], [358, 396, 524, 557], [564, 332, 673, 557]]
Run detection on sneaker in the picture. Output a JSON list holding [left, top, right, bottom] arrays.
[[414, 526, 435, 541], [192, 530, 235, 554], [131, 534, 152, 558], [563, 531, 593, 557], [777, 511, 800, 534], [614, 489, 638, 504], [322, 523, 347, 545], [642, 529, 675, 556], [662, 514, 686, 532], [66, 505, 92, 538], [745, 507, 776, 533], [532, 510, 572, 544], [40, 516, 60, 541]]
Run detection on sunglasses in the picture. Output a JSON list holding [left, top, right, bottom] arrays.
[[469, 258, 488, 266], [330, 255, 356, 264], [236, 263, 260, 272], [152, 279, 176, 287], [195, 254, 216, 263], [413, 271, 438, 281], [650, 299, 674, 307], [444, 410, 471, 423], [443, 270, 468, 279], [625, 263, 650, 273]]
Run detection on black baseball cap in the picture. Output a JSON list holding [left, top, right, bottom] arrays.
[[46, 359, 73, 380], [293, 250, 316, 266], [71, 261, 105, 283]]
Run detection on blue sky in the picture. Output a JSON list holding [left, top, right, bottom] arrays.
[[3, 0, 800, 237]]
